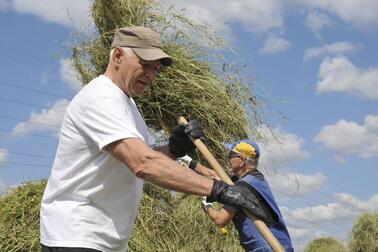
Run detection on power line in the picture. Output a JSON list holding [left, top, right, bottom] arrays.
[[0, 51, 49, 69], [0, 47, 84, 88], [0, 80, 70, 99], [0, 114, 62, 128], [267, 170, 348, 206], [270, 184, 355, 233], [0, 149, 53, 159], [0, 45, 60, 65], [0, 128, 57, 139], [0, 96, 68, 112], [0, 160, 51, 168]]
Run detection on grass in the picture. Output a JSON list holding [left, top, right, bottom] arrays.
[[349, 212, 378, 252], [0, 181, 242, 251], [72, 0, 264, 168], [0, 181, 46, 252], [304, 237, 345, 252]]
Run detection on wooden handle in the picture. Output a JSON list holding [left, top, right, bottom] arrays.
[[179, 116, 285, 252]]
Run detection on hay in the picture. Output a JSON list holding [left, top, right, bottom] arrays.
[[0, 181, 46, 252], [304, 237, 346, 252], [129, 183, 242, 252], [349, 212, 378, 252], [0, 0, 270, 250], [72, 0, 263, 167], [0, 181, 242, 251]]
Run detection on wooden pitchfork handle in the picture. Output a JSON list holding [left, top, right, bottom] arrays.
[[179, 117, 285, 252]]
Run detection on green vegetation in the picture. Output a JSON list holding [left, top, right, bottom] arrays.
[[73, 0, 263, 166], [129, 183, 242, 252], [304, 237, 345, 252], [349, 212, 378, 252], [0, 181, 46, 252], [1, 0, 264, 251], [0, 181, 242, 252]]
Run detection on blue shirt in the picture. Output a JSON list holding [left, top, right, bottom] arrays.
[[226, 172, 293, 252]]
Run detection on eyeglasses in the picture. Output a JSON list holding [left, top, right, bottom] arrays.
[[139, 62, 161, 75], [137, 58, 161, 75], [228, 151, 240, 159]]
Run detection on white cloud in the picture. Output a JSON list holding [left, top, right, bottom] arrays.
[[335, 193, 378, 211], [173, 3, 230, 35], [259, 35, 292, 55], [0, 0, 11, 10], [166, 0, 378, 38], [306, 11, 332, 37], [304, 41, 356, 60], [287, 227, 312, 240], [316, 56, 378, 100], [282, 204, 350, 251], [268, 172, 327, 198], [161, 0, 284, 34], [334, 154, 346, 165], [280, 204, 353, 250], [11, 99, 69, 137], [9, 0, 93, 30], [314, 115, 378, 159], [284, 192, 378, 227], [257, 125, 310, 170], [298, 0, 378, 29], [286, 202, 354, 223], [60, 58, 83, 92], [0, 148, 8, 166]]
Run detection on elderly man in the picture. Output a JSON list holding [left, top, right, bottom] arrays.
[[40, 27, 264, 252], [200, 140, 293, 252]]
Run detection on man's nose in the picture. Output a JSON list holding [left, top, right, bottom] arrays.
[[144, 68, 157, 81]]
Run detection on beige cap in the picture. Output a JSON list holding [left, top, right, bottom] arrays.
[[111, 26, 172, 66]]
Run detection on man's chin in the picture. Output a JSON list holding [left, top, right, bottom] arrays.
[[130, 88, 147, 97]]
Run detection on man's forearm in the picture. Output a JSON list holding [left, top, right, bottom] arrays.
[[153, 144, 176, 159], [206, 208, 234, 227], [138, 150, 213, 195], [109, 139, 212, 195]]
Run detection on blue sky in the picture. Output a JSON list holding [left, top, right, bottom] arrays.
[[0, 0, 377, 251]]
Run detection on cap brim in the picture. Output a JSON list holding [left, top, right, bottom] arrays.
[[132, 48, 172, 66]]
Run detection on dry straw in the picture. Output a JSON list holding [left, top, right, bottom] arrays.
[[2, 0, 264, 251], [72, 0, 263, 166], [304, 237, 345, 252], [349, 212, 378, 252], [0, 181, 45, 251], [0, 181, 243, 252]]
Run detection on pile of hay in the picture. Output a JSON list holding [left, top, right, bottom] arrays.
[[0, 0, 268, 251], [349, 212, 378, 252], [73, 0, 263, 166], [304, 237, 345, 252], [0, 181, 45, 251], [0, 181, 242, 252], [129, 183, 242, 251]]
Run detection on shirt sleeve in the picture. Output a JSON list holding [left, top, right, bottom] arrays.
[[223, 204, 239, 213], [222, 180, 246, 213], [80, 97, 145, 151]]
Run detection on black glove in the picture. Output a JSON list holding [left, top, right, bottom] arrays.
[[168, 120, 205, 157], [207, 180, 268, 221]]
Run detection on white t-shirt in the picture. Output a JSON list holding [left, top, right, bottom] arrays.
[[40, 75, 152, 252]]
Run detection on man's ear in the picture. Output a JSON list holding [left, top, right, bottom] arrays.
[[240, 157, 245, 167], [113, 48, 123, 65]]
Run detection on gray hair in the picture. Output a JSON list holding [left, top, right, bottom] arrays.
[[245, 157, 259, 168], [109, 47, 134, 60]]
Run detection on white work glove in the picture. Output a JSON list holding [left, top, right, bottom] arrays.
[[201, 197, 213, 212], [176, 155, 197, 170]]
